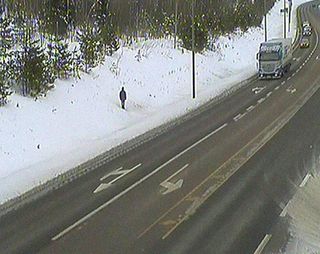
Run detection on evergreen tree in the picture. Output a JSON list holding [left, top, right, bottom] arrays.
[[55, 39, 74, 78], [234, 0, 259, 32], [94, 0, 120, 57], [16, 40, 54, 97], [0, 15, 14, 105], [0, 71, 12, 106], [0, 16, 12, 58], [47, 36, 74, 79], [178, 15, 209, 53], [77, 25, 104, 73]]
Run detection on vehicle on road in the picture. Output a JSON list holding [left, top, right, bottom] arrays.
[[300, 37, 310, 48], [302, 22, 312, 36], [302, 21, 311, 27], [303, 27, 312, 36], [257, 38, 292, 79]]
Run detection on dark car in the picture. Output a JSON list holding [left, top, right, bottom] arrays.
[[300, 37, 310, 48]]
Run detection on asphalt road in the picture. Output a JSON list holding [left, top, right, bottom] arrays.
[[1, 2, 320, 254]]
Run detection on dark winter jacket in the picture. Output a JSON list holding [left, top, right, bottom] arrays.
[[120, 89, 127, 101]]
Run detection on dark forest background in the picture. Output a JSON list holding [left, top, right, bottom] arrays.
[[0, 0, 277, 101]]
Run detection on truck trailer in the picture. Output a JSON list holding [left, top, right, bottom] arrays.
[[257, 38, 292, 79]]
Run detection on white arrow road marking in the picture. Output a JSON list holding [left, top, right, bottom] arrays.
[[93, 183, 111, 194], [52, 124, 227, 241], [160, 164, 188, 195], [160, 180, 184, 195], [252, 87, 266, 94], [293, 57, 301, 62], [93, 164, 142, 194]]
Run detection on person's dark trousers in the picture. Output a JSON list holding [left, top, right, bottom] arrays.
[[121, 101, 125, 109]]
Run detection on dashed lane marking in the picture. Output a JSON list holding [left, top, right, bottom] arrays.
[[246, 105, 255, 112], [253, 234, 272, 254], [300, 173, 311, 187], [233, 113, 247, 122], [258, 97, 266, 104], [280, 201, 291, 217]]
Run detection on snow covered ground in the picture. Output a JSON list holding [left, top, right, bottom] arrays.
[[284, 169, 320, 254], [0, 0, 311, 205]]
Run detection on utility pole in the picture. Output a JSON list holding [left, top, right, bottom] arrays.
[[284, 0, 287, 38], [174, 0, 178, 49], [191, 0, 196, 99], [264, 0, 267, 41], [288, 0, 292, 33]]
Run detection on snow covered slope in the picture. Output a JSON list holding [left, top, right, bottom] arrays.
[[285, 173, 320, 254], [0, 0, 311, 204]]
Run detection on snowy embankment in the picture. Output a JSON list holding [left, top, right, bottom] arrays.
[[0, 0, 310, 204], [284, 172, 320, 254]]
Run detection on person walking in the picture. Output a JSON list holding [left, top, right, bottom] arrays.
[[119, 87, 127, 110]]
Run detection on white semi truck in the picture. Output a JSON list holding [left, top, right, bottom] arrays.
[[257, 38, 292, 79]]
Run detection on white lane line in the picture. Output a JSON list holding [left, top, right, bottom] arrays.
[[52, 123, 228, 241], [266, 92, 272, 97], [275, 86, 280, 91], [281, 81, 286, 85], [233, 113, 242, 122], [253, 234, 272, 254], [280, 201, 291, 217], [246, 105, 255, 112], [287, 77, 291, 81], [258, 97, 266, 104], [281, 174, 313, 217], [233, 113, 247, 122], [162, 164, 189, 183], [300, 173, 311, 187]]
